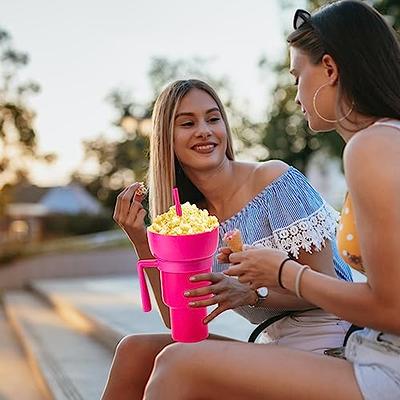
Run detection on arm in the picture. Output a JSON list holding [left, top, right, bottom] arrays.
[[227, 249, 399, 333], [257, 242, 336, 310], [252, 160, 340, 310], [305, 126, 400, 332], [227, 127, 400, 334], [302, 126, 400, 332], [185, 246, 326, 323], [114, 183, 171, 328]]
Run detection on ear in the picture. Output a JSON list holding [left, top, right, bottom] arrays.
[[321, 54, 339, 86]]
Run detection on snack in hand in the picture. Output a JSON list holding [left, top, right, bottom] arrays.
[[223, 229, 243, 252], [136, 182, 148, 197], [148, 202, 219, 235]]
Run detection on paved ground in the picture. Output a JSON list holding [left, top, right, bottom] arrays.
[[0, 243, 256, 340], [0, 247, 136, 289], [33, 275, 255, 342], [0, 245, 365, 400], [0, 310, 44, 400]]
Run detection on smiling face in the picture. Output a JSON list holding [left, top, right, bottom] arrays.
[[290, 46, 337, 132], [173, 88, 228, 172]]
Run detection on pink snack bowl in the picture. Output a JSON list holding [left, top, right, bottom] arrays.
[[137, 227, 219, 342]]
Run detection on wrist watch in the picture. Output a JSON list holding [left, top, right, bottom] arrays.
[[249, 287, 269, 307]]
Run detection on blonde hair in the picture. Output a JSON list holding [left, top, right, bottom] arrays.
[[148, 79, 235, 220]]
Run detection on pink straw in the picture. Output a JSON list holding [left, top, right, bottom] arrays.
[[172, 187, 182, 216]]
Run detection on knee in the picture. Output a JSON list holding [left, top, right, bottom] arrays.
[[113, 334, 155, 367], [155, 342, 195, 371], [152, 342, 205, 383], [144, 343, 195, 400], [115, 334, 140, 356]]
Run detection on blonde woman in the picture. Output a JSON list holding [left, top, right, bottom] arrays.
[[142, 2, 400, 399], [102, 79, 352, 400]]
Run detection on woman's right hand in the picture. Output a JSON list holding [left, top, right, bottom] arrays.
[[114, 184, 170, 326], [113, 182, 148, 244]]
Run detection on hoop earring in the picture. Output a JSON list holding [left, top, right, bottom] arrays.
[[312, 82, 354, 123]]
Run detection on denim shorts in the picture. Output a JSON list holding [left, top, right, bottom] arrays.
[[345, 328, 400, 400]]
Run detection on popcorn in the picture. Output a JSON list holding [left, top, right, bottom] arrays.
[[136, 182, 148, 197], [149, 202, 219, 235]]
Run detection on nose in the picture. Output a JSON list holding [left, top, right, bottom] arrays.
[[295, 91, 301, 106], [196, 120, 212, 139]]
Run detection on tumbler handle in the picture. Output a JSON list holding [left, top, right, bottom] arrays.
[[137, 259, 158, 312]]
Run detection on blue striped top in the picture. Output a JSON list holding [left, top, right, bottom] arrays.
[[213, 166, 352, 324]]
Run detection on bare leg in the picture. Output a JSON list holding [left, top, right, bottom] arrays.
[[101, 333, 235, 400], [101, 334, 173, 400], [144, 340, 363, 400]]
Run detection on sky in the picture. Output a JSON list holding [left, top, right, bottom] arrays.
[[2, 0, 304, 186]]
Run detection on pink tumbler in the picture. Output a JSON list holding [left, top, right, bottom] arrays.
[[137, 227, 219, 342]]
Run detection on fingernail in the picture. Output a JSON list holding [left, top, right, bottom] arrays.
[[188, 302, 195, 306], [203, 319, 208, 324], [189, 277, 195, 281], [184, 291, 190, 296]]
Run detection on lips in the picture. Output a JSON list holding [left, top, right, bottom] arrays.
[[191, 143, 217, 154]]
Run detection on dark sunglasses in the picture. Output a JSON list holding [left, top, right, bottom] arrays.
[[293, 9, 311, 30]]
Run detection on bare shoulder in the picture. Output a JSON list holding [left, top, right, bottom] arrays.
[[343, 123, 400, 198], [344, 123, 400, 176], [253, 160, 290, 187]]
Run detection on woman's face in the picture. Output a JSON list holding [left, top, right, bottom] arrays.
[[290, 46, 337, 132], [173, 88, 228, 172]]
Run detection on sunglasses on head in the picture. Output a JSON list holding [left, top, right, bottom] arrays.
[[293, 9, 311, 30]]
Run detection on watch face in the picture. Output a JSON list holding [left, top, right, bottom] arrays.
[[257, 287, 269, 298]]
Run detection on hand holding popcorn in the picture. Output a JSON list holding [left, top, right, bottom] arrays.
[[135, 182, 148, 199], [113, 182, 148, 244]]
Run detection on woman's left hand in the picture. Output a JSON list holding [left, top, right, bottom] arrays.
[[184, 272, 258, 324], [224, 247, 290, 290]]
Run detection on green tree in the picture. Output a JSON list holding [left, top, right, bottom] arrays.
[[0, 27, 54, 213], [374, 0, 400, 30], [260, 0, 400, 173], [259, 0, 345, 173]]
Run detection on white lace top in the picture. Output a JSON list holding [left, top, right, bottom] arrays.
[[214, 166, 352, 324]]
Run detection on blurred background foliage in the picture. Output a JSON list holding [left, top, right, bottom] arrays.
[[1, 0, 399, 226], [0, 28, 55, 215], [74, 0, 400, 211]]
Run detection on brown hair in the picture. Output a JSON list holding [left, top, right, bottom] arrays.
[[288, 0, 400, 122]]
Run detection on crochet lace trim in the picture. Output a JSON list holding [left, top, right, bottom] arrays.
[[252, 203, 339, 258]]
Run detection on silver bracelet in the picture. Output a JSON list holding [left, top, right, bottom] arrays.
[[295, 265, 311, 298]]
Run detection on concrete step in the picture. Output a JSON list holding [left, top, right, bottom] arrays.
[[0, 308, 44, 400], [30, 275, 254, 351], [3, 291, 113, 400], [30, 275, 169, 351]]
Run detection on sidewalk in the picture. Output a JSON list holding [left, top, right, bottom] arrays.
[[0, 309, 44, 400], [0, 247, 136, 290], [31, 274, 255, 341]]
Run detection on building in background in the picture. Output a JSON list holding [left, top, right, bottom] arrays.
[[2, 184, 104, 243]]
